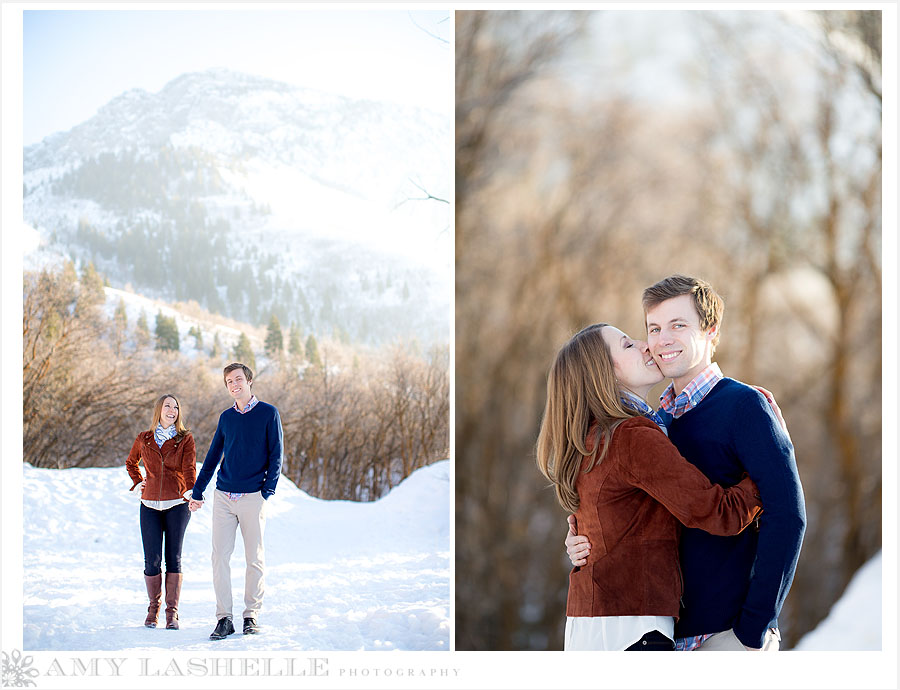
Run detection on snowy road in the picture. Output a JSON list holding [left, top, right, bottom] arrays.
[[23, 461, 450, 652]]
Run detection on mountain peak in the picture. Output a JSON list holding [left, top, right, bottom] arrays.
[[160, 67, 292, 95], [96, 86, 153, 116], [22, 66, 450, 347]]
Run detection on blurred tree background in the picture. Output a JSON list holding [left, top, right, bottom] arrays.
[[456, 9, 882, 651]]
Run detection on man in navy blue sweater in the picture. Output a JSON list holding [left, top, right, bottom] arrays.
[[189, 362, 283, 640], [566, 275, 806, 651]]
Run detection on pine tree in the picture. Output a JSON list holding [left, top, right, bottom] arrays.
[[233, 332, 256, 370], [136, 310, 151, 349], [62, 260, 78, 286], [210, 332, 222, 359], [305, 334, 322, 368], [111, 298, 128, 355], [265, 314, 284, 357], [188, 325, 203, 350], [76, 261, 105, 316], [114, 298, 127, 329], [288, 322, 303, 357], [155, 311, 180, 352]]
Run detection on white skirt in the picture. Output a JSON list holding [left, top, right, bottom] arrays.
[[564, 616, 675, 651]]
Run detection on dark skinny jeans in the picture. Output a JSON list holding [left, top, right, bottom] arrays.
[[140, 501, 191, 576]]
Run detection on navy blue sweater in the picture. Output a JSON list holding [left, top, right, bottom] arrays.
[[191, 401, 284, 500], [659, 378, 806, 648]]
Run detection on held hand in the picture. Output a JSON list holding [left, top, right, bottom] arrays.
[[565, 514, 591, 567], [188, 499, 204, 512], [752, 385, 789, 434]]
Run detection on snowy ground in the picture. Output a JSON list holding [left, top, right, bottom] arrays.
[[22, 460, 449, 652], [793, 549, 882, 650]]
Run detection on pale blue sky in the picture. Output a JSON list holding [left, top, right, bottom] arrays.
[[23, 9, 451, 146]]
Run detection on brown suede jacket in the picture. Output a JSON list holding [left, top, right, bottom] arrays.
[[125, 431, 196, 502], [566, 416, 762, 619]]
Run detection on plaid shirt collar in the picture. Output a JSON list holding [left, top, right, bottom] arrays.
[[233, 395, 259, 414], [621, 390, 668, 435], [658, 362, 723, 419]]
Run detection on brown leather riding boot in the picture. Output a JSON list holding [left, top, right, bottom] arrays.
[[164, 572, 183, 630], [144, 573, 163, 627]]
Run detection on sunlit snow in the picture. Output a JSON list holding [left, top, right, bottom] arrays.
[[23, 460, 450, 651]]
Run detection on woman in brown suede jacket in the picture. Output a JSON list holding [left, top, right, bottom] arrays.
[[536, 323, 762, 651], [125, 394, 196, 630]]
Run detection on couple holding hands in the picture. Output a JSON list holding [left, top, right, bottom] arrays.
[[125, 362, 283, 640]]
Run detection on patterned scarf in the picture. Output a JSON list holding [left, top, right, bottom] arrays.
[[154, 423, 177, 448]]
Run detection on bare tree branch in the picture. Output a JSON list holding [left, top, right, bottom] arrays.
[[394, 178, 450, 209], [408, 10, 449, 45]]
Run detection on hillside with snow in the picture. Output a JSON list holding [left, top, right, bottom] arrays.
[[23, 68, 451, 347], [22, 460, 450, 651], [100, 282, 264, 366]]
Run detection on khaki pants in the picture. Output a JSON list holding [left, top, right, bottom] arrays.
[[696, 627, 781, 651], [211, 490, 266, 620]]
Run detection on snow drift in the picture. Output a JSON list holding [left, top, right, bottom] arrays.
[[793, 549, 882, 651], [23, 460, 449, 652]]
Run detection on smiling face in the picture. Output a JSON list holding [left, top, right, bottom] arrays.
[[224, 366, 252, 405], [646, 294, 718, 394], [600, 325, 664, 398], [159, 397, 179, 429]]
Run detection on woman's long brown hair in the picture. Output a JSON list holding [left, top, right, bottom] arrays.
[[535, 324, 639, 513], [150, 394, 190, 438]]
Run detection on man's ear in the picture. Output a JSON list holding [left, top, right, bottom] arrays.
[[705, 324, 718, 342]]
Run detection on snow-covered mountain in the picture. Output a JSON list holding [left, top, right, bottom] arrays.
[[23, 68, 451, 347], [22, 459, 450, 651]]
